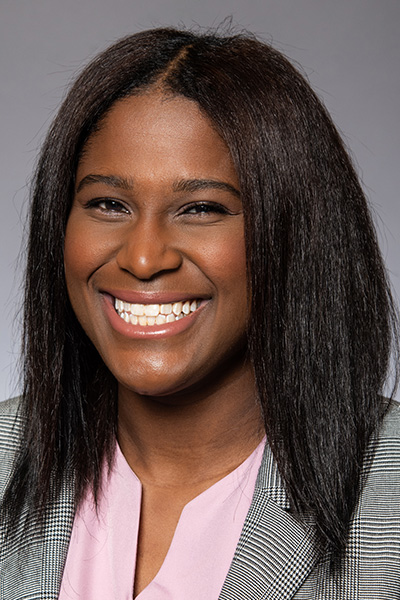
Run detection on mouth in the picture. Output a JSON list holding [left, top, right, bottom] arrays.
[[114, 298, 202, 327]]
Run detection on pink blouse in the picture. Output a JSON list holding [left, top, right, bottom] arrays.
[[59, 439, 265, 600]]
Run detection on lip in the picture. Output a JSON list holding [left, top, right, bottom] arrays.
[[101, 292, 209, 339]]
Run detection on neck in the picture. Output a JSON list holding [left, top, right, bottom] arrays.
[[117, 361, 264, 488]]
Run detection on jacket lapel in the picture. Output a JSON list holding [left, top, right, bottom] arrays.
[[219, 444, 322, 600], [41, 474, 76, 599]]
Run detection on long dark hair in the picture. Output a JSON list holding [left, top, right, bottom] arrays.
[[3, 27, 399, 561]]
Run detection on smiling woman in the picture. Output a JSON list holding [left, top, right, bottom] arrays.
[[1, 26, 400, 600]]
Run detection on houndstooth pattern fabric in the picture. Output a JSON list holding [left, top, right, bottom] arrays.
[[1, 396, 400, 599], [219, 401, 400, 600]]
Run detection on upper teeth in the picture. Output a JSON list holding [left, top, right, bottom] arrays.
[[114, 298, 200, 326]]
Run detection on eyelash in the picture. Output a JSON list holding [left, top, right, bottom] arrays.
[[85, 198, 129, 213], [85, 199, 231, 216], [180, 202, 230, 216]]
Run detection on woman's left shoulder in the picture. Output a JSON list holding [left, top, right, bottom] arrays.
[[363, 400, 400, 491], [379, 399, 400, 436]]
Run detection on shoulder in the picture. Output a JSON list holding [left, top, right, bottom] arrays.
[[377, 398, 400, 438], [370, 399, 400, 466], [359, 399, 400, 513], [0, 396, 23, 420], [0, 397, 24, 497], [0, 396, 24, 450], [349, 401, 400, 590]]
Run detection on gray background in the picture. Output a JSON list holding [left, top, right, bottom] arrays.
[[1, 0, 399, 400]]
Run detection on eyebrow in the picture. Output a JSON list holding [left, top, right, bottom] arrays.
[[173, 178, 240, 198], [76, 174, 134, 193], [76, 174, 240, 198]]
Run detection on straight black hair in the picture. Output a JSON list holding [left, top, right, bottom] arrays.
[[3, 26, 399, 564]]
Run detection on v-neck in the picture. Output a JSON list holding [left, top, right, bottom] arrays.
[[59, 439, 265, 600]]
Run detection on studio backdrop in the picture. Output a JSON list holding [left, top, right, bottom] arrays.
[[0, 0, 399, 399]]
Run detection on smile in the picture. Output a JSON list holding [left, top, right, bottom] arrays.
[[114, 298, 201, 327]]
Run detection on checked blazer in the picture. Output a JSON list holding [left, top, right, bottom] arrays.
[[1, 396, 400, 599]]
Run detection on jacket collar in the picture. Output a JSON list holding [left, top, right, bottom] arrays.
[[219, 443, 322, 599]]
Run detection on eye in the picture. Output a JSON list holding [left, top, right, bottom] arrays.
[[181, 202, 230, 216], [85, 198, 130, 214]]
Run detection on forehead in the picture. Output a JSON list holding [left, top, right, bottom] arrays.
[[77, 91, 237, 186]]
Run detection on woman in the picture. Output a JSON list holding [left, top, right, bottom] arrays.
[[1, 26, 399, 599]]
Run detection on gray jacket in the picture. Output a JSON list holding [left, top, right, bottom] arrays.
[[1, 396, 400, 599]]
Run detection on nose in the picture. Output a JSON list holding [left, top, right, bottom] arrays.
[[116, 217, 183, 280]]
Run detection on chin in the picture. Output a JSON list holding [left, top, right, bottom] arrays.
[[116, 370, 195, 400]]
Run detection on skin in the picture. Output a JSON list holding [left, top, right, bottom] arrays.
[[64, 90, 263, 595]]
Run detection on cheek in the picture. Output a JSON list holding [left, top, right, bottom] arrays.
[[224, 236, 247, 274], [64, 218, 108, 286], [63, 221, 109, 340], [63, 223, 101, 325], [213, 230, 247, 281], [196, 230, 248, 309], [224, 238, 248, 319]]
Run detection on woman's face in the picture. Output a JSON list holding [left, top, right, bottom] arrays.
[[64, 91, 249, 397]]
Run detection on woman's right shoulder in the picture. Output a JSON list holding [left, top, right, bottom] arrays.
[[0, 397, 24, 475], [0, 396, 22, 417], [0, 397, 25, 500]]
